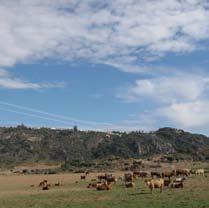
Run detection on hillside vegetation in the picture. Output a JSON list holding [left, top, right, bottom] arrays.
[[0, 125, 209, 168]]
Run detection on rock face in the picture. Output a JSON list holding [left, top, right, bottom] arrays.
[[0, 126, 208, 167]]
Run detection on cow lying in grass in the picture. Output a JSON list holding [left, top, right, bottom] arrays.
[[96, 182, 112, 191]]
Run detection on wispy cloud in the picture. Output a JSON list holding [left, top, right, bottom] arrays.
[[118, 74, 209, 103], [0, 69, 66, 90]]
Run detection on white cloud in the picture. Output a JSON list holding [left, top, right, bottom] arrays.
[[118, 73, 209, 130], [0, 78, 65, 90], [160, 101, 209, 128], [0, 1, 209, 72], [118, 74, 209, 103]]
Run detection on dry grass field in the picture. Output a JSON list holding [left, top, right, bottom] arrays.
[[0, 162, 208, 208]]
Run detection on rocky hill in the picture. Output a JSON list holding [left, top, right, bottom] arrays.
[[0, 125, 209, 168]]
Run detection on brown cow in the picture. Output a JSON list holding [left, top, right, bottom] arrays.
[[161, 171, 174, 179], [133, 171, 149, 178], [42, 183, 51, 190], [124, 173, 134, 182], [87, 182, 98, 188], [80, 175, 86, 180], [96, 182, 112, 191], [151, 171, 161, 178], [55, 181, 61, 186], [173, 169, 190, 177], [163, 178, 171, 187], [106, 176, 117, 184], [98, 174, 107, 181], [39, 180, 48, 187], [145, 178, 164, 193]]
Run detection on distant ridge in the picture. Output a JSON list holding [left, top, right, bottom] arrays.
[[0, 125, 208, 168]]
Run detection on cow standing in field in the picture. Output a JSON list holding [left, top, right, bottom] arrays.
[[195, 169, 205, 176], [124, 173, 134, 182], [173, 169, 190, 177], [80, 175, 86, 180], [106, 175, 117, 184], [145, 178, 164, 193], [39, 180, 48, 187], [161, 171, 174, 179], [163, 178, 171, 187]]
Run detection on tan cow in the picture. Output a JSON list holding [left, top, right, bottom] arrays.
[[145, 178, 164, 193], [195, 169, 205, 176]]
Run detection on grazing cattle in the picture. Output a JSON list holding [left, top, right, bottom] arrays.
[[125, 182, 135, 188], [96, 182, 112, 191], [163, 178, 171, 187], [98, 174, 107, 181], [133, 171, 140, 177], [171, 182, 183, 188], [151, 171, 161, 178], [173, 169, 190, 177], [55, 182, 60, 186], [195, 169, 205, 176], [124, 173, 134, 182], [39, 180, 48, 187], [85, 171, 90, 176], [145, 178, 164, 193], [161, 171, 174, 179], [87, 182, 98, 188], [133, 171, 149, 178], [80, 175, 86, 180], [174, 177, 186, 183], [42, 184, 50, 190], [139, 171, 149, 178], [106, 176, 117, 184]]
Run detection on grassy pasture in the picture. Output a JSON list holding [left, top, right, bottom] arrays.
[[0, 169, 208, 208]]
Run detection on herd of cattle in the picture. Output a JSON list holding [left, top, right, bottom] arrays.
[[35, 168, 205, 193]]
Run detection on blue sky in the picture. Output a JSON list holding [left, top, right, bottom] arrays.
[[1, 0, 209, 134]]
